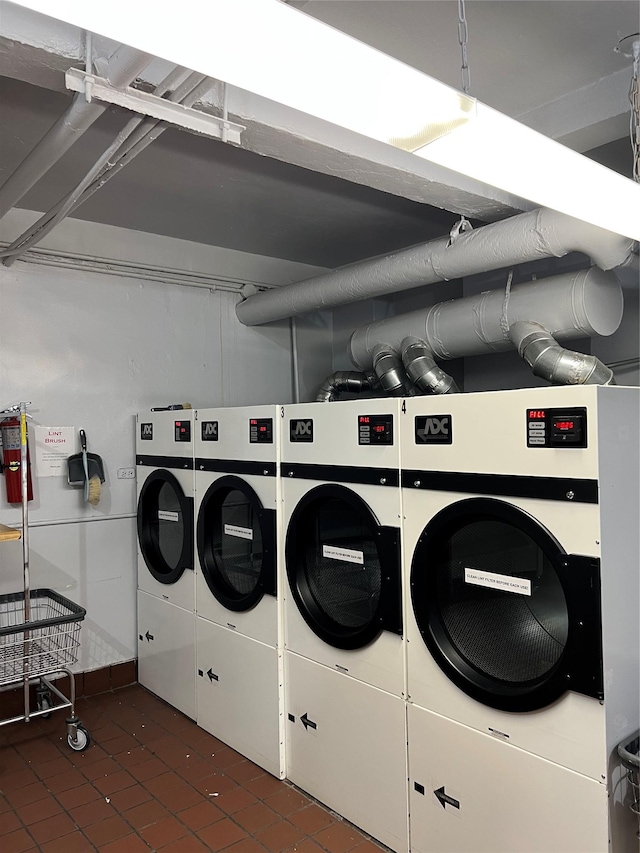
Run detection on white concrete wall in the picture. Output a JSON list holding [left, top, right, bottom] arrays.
[[0, 214, 327, 672]]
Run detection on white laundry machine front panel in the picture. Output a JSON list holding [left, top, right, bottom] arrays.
[[136, 411, 195, 612], [137, 589, 196, 720], [404, 488, 606, 780], [400, 385, 600, 480], [283, 399, 401, 471], [283, 475, 404, 696], [285, 651, 409, 853], [402, 387, 640, 785], [408, 704, 609, 853], [194, 406, 280, 647], [195, 405, 279, 470], [196, 616, 284, 778], [282, 400, 404, 695], [195, 468, 279, 646]]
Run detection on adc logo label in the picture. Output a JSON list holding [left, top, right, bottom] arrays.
[[140, 423, 153, 440], [290, 419, 314, 442], [415, 415, 453, 444], [201, 421, 219, 441]]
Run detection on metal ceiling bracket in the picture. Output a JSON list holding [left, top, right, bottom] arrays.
[[65, 68, 244, 144]]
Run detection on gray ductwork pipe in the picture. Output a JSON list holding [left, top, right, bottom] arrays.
[[349, 267, 623, 370], [510, 321, 615, 385], [402, 337, 459, 394], [316, 371, 379, 403], [0, 45, 152, 220], [236, 208, 636, 326], [372, 345, 412, 397]]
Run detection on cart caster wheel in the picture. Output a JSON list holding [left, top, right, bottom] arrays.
[[67, 724, 91, 752], [37, 693, 52, 719]]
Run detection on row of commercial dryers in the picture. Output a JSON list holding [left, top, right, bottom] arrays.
[[135, 385, 639, 853]]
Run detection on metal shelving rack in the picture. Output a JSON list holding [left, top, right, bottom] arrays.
[[0, 402, 90, 751]]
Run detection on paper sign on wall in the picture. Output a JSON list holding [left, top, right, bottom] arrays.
[[34, 427, 76, 477]]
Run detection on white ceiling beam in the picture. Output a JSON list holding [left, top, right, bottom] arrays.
[[0, 6, 525, 222], [6, 0, 640, 240], [516, 67, 631, 153]]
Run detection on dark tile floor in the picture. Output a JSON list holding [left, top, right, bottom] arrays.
[[0, 684, 387, 853]]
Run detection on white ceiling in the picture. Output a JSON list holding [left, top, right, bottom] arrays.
[[0, 1, 637, 268]]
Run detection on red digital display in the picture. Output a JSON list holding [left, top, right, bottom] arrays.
[[554, 421, 574, 431], [259, 426, 267, 432], [373, 425, 386, 433], [528, 410, 546, 419], [359, 416, 370, 424]]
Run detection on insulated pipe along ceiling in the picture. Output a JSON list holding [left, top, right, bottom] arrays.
[[0, 45, 152, 221], [349, 267, 623, 370], [236, 208, 636, 326]]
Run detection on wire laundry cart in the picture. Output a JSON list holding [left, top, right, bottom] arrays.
[[618, 731, 640, 840], [0, 402, 90, 751]]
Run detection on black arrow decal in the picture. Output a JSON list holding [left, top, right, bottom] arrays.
[[434, 786, 460, 810], [145, 631, 154, 641], [300, 713, 317, 731], [207, 668, 219, 682]]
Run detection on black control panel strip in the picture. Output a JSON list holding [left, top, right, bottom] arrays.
[[282, 462, 399, 487], [136, 454, 193, 470], [401, 469, 598, 504], [195, 458, 277, 477]]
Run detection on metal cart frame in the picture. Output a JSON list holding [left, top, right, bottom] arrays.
[[618, 730, 640, 840], [0, 402, 90, 751]]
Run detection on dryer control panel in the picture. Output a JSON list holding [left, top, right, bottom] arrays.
[[174, 420, 191, 442], [249, 417, 273, 444], [358, 414, 394, 445], [526, 407, 587, 448]]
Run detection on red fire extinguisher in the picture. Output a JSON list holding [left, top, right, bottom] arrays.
[[1, 416, 33, 503]]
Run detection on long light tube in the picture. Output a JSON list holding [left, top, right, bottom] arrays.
[[6, 0, 640, 241]]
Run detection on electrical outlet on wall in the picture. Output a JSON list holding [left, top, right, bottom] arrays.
[[117, 468, 136, 480]]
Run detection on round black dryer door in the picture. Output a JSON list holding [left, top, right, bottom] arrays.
[[137, 469, 194, 584], [197, 475, 276, 612], [286, 484, 401, 650], [411, 497, 603, 711]]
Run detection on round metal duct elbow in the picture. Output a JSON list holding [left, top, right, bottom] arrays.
[[372, 345, 412, 397], [509, 321, 616, 386], [401, 337, 459, 394], [316, 370, 379, 402]]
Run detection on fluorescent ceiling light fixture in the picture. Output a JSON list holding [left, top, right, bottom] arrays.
[[6, 0, 640, 241]]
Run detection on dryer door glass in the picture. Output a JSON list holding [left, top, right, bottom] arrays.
[[217, 489, 262, 595], [156, 482, 184, 568], [197, 476, 276, 612], [436, 518, 568, 682], [137, 470, 193, 584], [286, 484, 401, 650], [410, 497, 599, 711]]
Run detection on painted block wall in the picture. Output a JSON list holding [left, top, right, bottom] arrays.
[[0, 213, 328, 672]]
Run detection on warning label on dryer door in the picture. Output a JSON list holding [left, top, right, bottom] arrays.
[[158, 511, 179, 522], [464, 568, 531, 596], [224, 524, 253, 540], [323, 545, 364, 565]]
